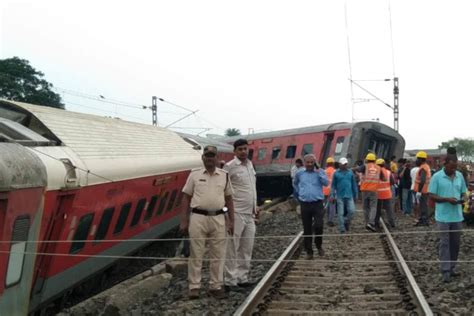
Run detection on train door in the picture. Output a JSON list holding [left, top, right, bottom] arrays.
[[320, 132, 334, 167], [364, 130, 396, 159], [30, 193, 76, 311]]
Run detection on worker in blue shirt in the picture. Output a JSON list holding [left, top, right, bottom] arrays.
[[330, 157, 358, 233], [293, 154, 329, 259], [428, 150, 467, 283]]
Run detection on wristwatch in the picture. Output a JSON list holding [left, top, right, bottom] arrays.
[[223, 207, 228, 213]]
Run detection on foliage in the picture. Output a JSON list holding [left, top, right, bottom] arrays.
[[0, 57, 64, 109], [439, 137, 474, 162], [225, 128, 241, 137]]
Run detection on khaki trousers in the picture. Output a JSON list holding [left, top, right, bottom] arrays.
[[225, 212, 256, 286], [188, 213, 226, 290]]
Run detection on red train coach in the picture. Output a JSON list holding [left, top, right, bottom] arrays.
[[224, 122, 405, 197], [0, 100, 202, 315]]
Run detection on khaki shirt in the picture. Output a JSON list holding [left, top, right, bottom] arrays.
[[224, 157, 257, 214], [182, 167, 233, 211]]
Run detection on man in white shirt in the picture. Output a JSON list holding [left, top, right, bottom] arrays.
[[224, 139, 258, 290], [291, 159, 304, 182]]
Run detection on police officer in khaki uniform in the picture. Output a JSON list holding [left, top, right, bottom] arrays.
[[180, 145, 235, 300]]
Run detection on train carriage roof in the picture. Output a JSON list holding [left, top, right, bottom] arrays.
[[0, 100, 202, 186]]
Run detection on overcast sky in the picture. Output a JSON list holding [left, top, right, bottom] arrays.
[[1, 0, 473, 149]]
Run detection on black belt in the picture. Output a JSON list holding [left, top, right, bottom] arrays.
[[192, 208, 225, 216]]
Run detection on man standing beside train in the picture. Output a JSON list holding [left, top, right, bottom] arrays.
[[224, 139, 259, 290], [293, 154, 329, 259], [180, 145, 235, 300]]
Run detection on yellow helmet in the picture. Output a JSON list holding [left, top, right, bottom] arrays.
[[366, 153, 376, 161], [326, 157, 335, 164], [376, 158, 385, 166], [416, 151, 428, 159]]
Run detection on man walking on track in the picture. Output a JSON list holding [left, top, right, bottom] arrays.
[[357, 153, 385, 232], [330, 157, 358, 234], [180, 145, 235, 300], [323, 157, 337, 226], [293, 154, 329, 259], [428, 149, 466, 283], [224, 139, 259, 290], [375, 159, 396, 229]]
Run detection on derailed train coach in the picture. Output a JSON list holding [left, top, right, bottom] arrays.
[[224, 122, 405, 198], [0, 100, 202, 315]]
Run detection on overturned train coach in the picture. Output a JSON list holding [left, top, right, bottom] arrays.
[[0, 100, 202, 315], [224, 122, 405, 198]]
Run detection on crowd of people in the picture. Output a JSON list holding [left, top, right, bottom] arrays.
[[179, 141, 474, 299]]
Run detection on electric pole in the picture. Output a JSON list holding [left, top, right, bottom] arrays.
[[393, 77, 399, 132], [152, 96, 157, 126]]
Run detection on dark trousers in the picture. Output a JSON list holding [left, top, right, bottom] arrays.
[[300, 201, 325, 254], [419, 194, 429, 224]]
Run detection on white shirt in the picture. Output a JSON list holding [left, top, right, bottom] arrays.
[[224, 157, 257, 214], [410, 167, 419, 190]]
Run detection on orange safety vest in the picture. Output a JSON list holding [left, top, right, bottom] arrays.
[[323, 166, 335, 196], [377, 168, 392, 200], [414, 163, 431, 194], [360, 162, 381, 192]]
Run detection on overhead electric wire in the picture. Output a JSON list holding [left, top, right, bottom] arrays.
[[388, 0, 396, 77], [344, 0, 356, 122]]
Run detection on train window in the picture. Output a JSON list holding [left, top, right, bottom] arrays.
[[175, 192, 184, 209], [167, 190, 178, 212], [95, 207, 115, 241], [335, 137, 345, 155], [257, 148, 266, 160], [301, 144, 313, 156], [285, 145, 297, 159], [271, 147, 281, 160], [144, 195, 158, 222], [156, 192, 169, 216], [6, 216, 30, 287], [248, 149, 254, 160], [70, 213, 94, 254], [130, 198, 147, 227], [114, 203, 131, 235]]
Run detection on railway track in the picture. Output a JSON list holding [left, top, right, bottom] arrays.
[[235, 215, 433, 316]]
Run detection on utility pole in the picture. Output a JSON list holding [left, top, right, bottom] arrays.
[[151, 96, 157, 126], [393, 77, 399, 132]]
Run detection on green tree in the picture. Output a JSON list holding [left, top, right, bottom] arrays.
[[0, 57, 64, 109], [439, 137, 474, 162], [225, 128, 241, 137]]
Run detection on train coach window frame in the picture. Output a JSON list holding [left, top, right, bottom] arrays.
[[144, 195, 158, 222], [114, 203, 131, 235], [167, 190, 178, 212], [95, 207, 115, 242], [271, 146, 281, 160], [130, 198, 147, 227], [156, 192, 169, 216], [335, 137, 345, 155], [301, 144, 313, 157], [257, 148, 267, 161], [70, 213, 94, 254], [5, 216, 30, 288], [285, 145, 297, 159]]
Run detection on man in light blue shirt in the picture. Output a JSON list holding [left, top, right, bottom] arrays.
[[428, 152, 467, 283], [293, 154, 328, 259]]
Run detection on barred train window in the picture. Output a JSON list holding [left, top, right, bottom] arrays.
[[114, 203, 131, 234], [167, 190, 178, 212], [144, 195, 158, 222], [286, 145, 297, 159], [6, 216, 30, 287], [130, 199, 147, 227], [95, 207, 115, 241], [70, 213, 94, 253], [156, 192, 169, 216]]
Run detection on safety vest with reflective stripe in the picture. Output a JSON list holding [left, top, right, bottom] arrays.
[[377, 168, 392, 200], [414, 163, 431, 194], [323, 166, 335, 196], [360, 162, 381, 192]]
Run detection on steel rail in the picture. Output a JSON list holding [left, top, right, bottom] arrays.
[[233, 231, 303, 316], [380, 220, 434, 316]]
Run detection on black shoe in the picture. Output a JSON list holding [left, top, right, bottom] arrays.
[[318, 248, 325, 256], [306, 252, 313, 260], [328, 221, 335, 227], [344, 222, 350, 232], [237, 281, 256, 288], [366, 223, 376, 232], [442, 272, 451, 283], [450, 270, 461, 277], [208, 288, 227, 299]]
